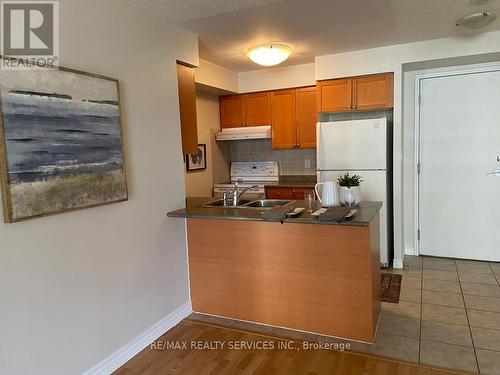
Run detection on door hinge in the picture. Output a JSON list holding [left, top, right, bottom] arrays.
[[417, 230, 421, 241], [418, 94, 422, 106], [417, 163, 421, 175]]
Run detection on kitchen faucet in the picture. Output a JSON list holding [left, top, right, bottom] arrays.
[[224, 183, 258, 206], [236, 184, 258, 205]]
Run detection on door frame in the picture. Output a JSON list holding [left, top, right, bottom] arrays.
[[413, 65, 500, 256]]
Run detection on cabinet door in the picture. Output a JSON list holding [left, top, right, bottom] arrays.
[[265, 187, 293, 199], [353, 73, 393, 110], [296, 87, 317, 148], [271, 90, 296, 149], [292, 188, 306, 200], [177, 64, 198, 154], [317, 78, 352, 112], [243, 92, 271, 127], [220, 95, 244, 128]]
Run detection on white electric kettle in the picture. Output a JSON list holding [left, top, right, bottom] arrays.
[[315, 181, 339, 207]]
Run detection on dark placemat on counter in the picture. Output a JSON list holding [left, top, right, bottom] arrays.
[[262, 205, 296, 222], [381, 273, 402, 303], [318, 207, 351, 222]]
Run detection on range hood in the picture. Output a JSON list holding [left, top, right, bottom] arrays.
[[216, 126, 271, 141]]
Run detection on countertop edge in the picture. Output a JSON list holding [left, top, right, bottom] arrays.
[[167, 198, 382, 227]]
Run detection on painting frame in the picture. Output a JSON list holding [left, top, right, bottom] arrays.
[[0, 56, 128, 223], [186, 144, 207, 172]]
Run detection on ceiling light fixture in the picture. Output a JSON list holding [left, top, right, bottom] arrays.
[[456, 11, 497, 28], [247, 43, 292, 66]]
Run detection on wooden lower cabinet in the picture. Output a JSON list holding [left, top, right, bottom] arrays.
[[265, 187, 293, 200], [291, 187, 307, 200], [265, 187, 314, 200], [186, 217, 381, 342]]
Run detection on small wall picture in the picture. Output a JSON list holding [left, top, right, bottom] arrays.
[[186, 144, 206, 172]]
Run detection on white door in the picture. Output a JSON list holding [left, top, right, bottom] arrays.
[[419, 69, 500, 261], [319, 170, 389, 266]]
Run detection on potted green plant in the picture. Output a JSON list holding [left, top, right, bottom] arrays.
[[337, 173, 363, 207]]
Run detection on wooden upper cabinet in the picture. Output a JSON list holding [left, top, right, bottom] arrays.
[[271, 86, 316, 150], [176, 63, 198, 155], [317, 73, 394, 113], [296, 87, 317, 148], [271, 90, 296, 149], [220, 95, 244, 128], [243, 92, 271, 127], [353, 73, 393, 110], [317, 78, 352, 112]]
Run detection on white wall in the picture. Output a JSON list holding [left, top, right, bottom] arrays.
[[314, 30, 500, 267], [197, 61, 316, 94], [184, 90, 220, 196], [239, 62, 315, 92], [195, 58, 239, 93], [0, 1, 198, 374]]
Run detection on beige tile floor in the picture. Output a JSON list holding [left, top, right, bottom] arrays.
[[367, 256, 500, 374]]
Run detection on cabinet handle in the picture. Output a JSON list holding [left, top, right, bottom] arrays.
[[347, 105, 351, 109]]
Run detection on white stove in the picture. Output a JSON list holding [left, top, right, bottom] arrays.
[[213, 161, 279, 197]]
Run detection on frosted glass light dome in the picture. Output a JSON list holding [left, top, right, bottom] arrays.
[[247, 43, 292, 66], [456, 11, 496, 28]]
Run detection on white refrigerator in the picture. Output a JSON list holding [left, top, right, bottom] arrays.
[[316, 117, 393, 267]]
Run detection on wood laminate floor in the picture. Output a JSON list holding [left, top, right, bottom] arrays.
[[116, 319, 465, 375]]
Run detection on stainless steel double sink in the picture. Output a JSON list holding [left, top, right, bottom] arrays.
[[202, 199, 295, 209]]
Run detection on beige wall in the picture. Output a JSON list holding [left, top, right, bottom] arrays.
[[184, 90, 220, 196], [0, 1, 198, 374]]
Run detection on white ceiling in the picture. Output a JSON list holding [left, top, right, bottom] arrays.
[[130, 0, 500, 72]]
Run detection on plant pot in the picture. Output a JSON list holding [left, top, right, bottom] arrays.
[[339, 186, 361, 207]]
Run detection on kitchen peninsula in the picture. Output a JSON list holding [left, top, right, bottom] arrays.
[[168, 198, 382, 343]]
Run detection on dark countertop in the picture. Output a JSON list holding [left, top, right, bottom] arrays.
[[264, 175, 317, 188], [167, 197, 382, 227]]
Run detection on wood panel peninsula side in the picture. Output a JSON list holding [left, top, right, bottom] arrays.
[[168, 198, 382, 343]]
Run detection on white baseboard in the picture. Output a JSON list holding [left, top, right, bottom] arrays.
[[405, 247, 416, 256], [83, 302, 192, 375], [393, 258, 404, 269]]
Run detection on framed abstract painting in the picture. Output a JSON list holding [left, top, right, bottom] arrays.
[[0, 58, 128, 222]]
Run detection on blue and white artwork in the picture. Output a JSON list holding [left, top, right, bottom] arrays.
[[0, 66, 127, 222]]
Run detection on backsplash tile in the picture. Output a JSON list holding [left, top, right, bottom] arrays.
[[210, 128, 231, 183], [230, 139, 316, 176]]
